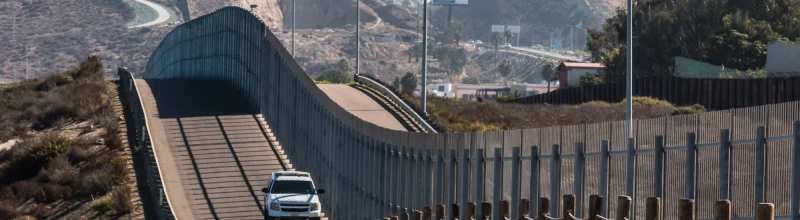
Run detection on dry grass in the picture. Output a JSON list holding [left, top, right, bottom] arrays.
[[404, 94, 706, 132], [0, 57, 132, 219]]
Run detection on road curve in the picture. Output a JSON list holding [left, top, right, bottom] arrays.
[[128, 0, 173, 28]]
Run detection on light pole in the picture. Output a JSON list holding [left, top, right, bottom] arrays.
[[356, 0, 360, 75], [421, 0, 428, 114], [292, 0, 295, 57], [625, 0, 633, 139], [566, 25, 573, 50]]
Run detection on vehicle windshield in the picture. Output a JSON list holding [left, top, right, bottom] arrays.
[[271, 180, 316, 194]]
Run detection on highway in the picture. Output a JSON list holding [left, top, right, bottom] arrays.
[[507, 46, 583, 61]]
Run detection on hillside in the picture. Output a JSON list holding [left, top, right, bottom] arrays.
[[0, 57, 143, 219], [0, 0, 174, 80], [435, 0, 624, 47]]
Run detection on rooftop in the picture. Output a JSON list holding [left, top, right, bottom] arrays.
[[560, 62, 606, 69]]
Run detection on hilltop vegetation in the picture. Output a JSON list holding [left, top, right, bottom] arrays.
[[405, 95, 705, 132], [0, 56, 139, 219], [588, 0, 800, 82]]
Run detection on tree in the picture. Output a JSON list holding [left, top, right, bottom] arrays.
[[540, 61, 557, 92], [441, 21, 463, 45], [498, 59, 513, 82], [491, 32, 504, 52], [393, 76, 401, 89], [400, 72, 418, 94], [405, 43, 422, 63], [587, 0, 800, 82], [579, 73, 605, 86], [503, 29, 514, 45], [315, 68, 351, 84], [433, 46, 468, 81]]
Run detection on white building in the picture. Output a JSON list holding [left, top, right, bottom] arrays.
[[557, 62, 606, 88]]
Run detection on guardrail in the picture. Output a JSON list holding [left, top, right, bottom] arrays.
[[140, 6, 800, 220], [118, 68, 177, 220], [355, 74, 438, 133]]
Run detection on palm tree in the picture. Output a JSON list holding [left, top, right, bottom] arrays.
[[540, 61, 557, 92], [503, 29, 514, 46], [499, 59, 513, 83], [491, 32, 504, 52]]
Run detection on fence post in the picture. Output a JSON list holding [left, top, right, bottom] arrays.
[[551, 144, 561, 217], [482, 202, 492, 220], [519, 199, 530, 219], [435, 205, 445, 220], [588, 195, 602, 220], [448, 149, 457, 217], [392, 145, 400, 214], [460, 149, 470, 220], [654, 136, 665, 199], [423, 207, 432, 220], [529, 146, 539, 220], [617, 196, 631, 220], [425, 149, 432, 208], [413, 210, 423, 220], [435, 150, 444, 209], [756, 203, 774, 220], [755, 126, 766, 215], [538, 197, 550, 220], [574, 143, 585, 218], [511, 147, 521, 220], [450, 204, 459, 220], [467, 202, 476, 220], [714, 200, 731, 220], [475, 149, 485, 219], [563, 195, 576, 220], [792, 121, 800, 220], [599, 141, 610, 217], [625, 138, 636, 203], [493, 148, 503, 220], [686, 132, 697, 200], [646, 197, 660, 220], [678, 199, 694, 220], [719, 129, 731, 201]]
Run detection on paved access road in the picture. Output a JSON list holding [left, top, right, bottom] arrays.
[[137, 79, 287, 219], [317, 84, 408, 131], [509, 46, 582, 61]]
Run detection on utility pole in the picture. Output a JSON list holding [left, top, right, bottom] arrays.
[[292, 0, 295, 57], [356, 0, 360, 75], [25, 45, 29, 80], [550, 32, 553, 48], [421, 0, 428, 114], [11, 5, 17, 43], [625, 0, 633, 140], [568, 25, 573, 50], [516, 18, 521, 47]]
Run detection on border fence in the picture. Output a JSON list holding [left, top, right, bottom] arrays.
[[133, 6, 800, 220], [509, 75, 800, 110]]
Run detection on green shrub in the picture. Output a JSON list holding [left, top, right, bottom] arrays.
[[496, 91, 522, 103], [92, 193, 116, 213], [618, 96, 674, 108], [673, 104, 707, 115]]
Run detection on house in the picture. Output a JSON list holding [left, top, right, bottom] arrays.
[[765, 41, 800, 77], [558, 62, 606, 88], [420, 83, 550, 101]]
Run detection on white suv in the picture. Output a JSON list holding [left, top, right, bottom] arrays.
[[262, 171, 324, 220]]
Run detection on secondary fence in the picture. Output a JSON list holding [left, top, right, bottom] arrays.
[[118, 68, 176, 219], [509, 75, 800, 110], [388, 194, 781, 220], [137, 6, 800, 220]]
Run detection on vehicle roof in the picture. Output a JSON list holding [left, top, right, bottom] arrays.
[[270, 171, 313, 182]]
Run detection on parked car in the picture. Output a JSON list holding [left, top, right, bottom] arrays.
[[475, 40, 483, 45], [502, 43, 513, 48], [263, 171, 325, 220], [468, 40, 475, 44]]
